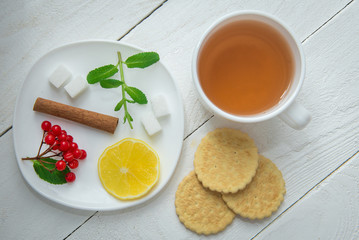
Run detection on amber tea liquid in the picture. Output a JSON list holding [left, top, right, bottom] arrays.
[[198, 19, 294, 115]]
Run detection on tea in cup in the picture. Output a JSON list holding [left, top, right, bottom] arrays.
[[192, 11, 311, 129]]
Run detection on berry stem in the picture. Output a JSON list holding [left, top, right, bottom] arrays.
[[22, 147, 61, 161], [37, 131, 46, 157], [22, 152, 61, 161], [45, 153, 62, 158], [38, 145, 54, 158], [39, 159, 56, 165], [38, 160, 55, 172], [22, 157, 39, 160]]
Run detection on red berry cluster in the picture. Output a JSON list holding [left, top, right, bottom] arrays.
[[39, 120, 87, 182]]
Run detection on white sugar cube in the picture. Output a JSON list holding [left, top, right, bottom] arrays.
[[64, 76, 88, 98], [48, 65, 72, 88], [151, 94, 170, 118], [141, 110, 162, 136]]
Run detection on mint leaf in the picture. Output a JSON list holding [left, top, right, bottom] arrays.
[[87, 64, 118, 84], [124, 52, 160, 68], [114, 99, 126, 111], [123, 112, 133, 123], [100, 79, 124, 88], [125, 86, 147, 104], [33, 158, 70, 185]]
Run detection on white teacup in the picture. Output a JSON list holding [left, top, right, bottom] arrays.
[[192, 11, 311, 130]]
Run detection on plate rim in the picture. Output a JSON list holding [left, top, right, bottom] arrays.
[[12, 39, 184, 211]]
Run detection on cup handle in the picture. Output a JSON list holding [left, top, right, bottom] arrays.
[[279, 101, 311, 130]]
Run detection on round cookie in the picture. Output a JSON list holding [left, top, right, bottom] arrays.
[[222, 155, 286, 219], [175, 171, 235, 235], [194, 128, 259, 193]]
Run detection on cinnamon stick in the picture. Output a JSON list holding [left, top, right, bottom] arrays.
[[33, 97, 119, 134]]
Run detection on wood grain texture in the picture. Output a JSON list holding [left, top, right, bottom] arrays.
[[1, 0, 358, 239], [0, 130, 94, 239], [255, 152, 359, 240], [120, 0, 352, 137], [65, 2, 359, 239], [0, 0, 164, 135]]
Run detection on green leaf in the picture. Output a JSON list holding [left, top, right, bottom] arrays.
[[114, 99, 125, 111], [124, 52, 160, 68], [87, 64, 118, 84], [124, 86, 148, 104], [100, 79, 124, 88], [33, 158, 70, 185], [123, 112, 133, 124], [126, 99, 135, 104], [127, 112, 133, 122]]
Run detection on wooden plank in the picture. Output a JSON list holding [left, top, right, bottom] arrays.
[[255, 152, 359, 239], [0, 0, 164, 135], [64, 1, 359, 239], [2, 0, 357, 239], [0, 129, 95, 239], [120, 0, 352, 137], [0, 1, 164, 238]]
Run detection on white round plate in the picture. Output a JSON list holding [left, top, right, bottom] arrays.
[[13, 40, 184, 211]]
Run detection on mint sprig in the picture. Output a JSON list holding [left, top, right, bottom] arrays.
[[87, 51, 160, 129]]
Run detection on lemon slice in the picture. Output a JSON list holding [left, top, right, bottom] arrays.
[[98, 138, 160, 200]]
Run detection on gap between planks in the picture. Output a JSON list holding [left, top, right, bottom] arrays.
[[63, 211, 98, 240], [153, 0, 356, 144], [250, 1, 357, 238], [301, 0, 354, 43], [0, 0, 167, 140], [117, 0, 168, 41], [252, 150, 359, 239], [62, 2, 169, 239], [185, 0, 356, 140], [0, 126, 12, 138], [5, 0, 356, 239]]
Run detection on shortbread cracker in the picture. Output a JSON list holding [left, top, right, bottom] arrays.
[[175, 171, 235, 235], [222, 155, 286, 219], [194, 128, 258, 193]]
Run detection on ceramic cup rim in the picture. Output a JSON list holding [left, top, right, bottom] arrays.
[[192, 10, 305, 123]]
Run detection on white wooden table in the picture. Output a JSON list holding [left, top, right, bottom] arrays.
[[1, 1, 359, 239]]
